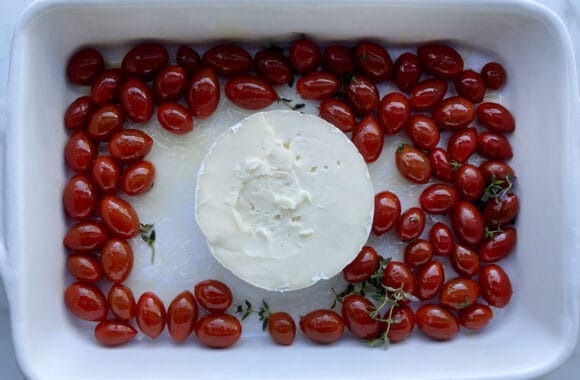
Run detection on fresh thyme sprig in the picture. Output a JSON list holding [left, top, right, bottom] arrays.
[[481, 174, 516, 204], [139, 223, 156, 265]]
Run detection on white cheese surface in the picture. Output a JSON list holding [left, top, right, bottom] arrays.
[[195, 110, 374, 291]]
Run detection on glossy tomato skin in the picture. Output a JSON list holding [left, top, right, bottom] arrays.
[[157, 102, 194, 135], [479, 160, 515, 186], [254, 48, 293, 85], [387, 304, 415, 342], [393, 52, 421, 93], [121, 43, 169, 78], [299, 309, 344, 344], [477, 132, 513, 160], [482, 193, 519, 227], [455, 70, 485, 103], [87, 104, 124, 141], [481, 62, 506, 90], [67, 48, 105, 85], [447, 127, 478, 164], [108, 129, 153, 164], [451, 244, 480, 277], [167, 290, 198, 343], [341, 295, 384, 340], [452, 201, 485, 246], [439, 277, 480, 310], [407, 115, 439, 151], [67, 253, 102, 282], [319, 98, 356, 132], [296, 71, 340, 100], [344, 74, 380, 115], [417, 44, 464, 79], [459, 303, 493, 331], [409, 78, 448, 111], [404, 239, 433, 269], [343, 245, 380, 283], [477, 102, 515, 133], [64, 221, 108, 252], [396, 145, 431, 184], [195, 313, 242, 348], [416, 304, 460, 340], [136, 292, 166, 339], [433, 96, 475, 132], [479, 227, 517, 263], [323, 45, 355, 75], [396, 207, 426, 241], [378, 92, 411, 134], [100, 238, 134, 283], [419, 183, 459, 214], [186, 67, 220, 119], [372, 191, 401, 235], [153, 65, 187, 103], [176, 45, 201, 74], [64, 96, 94, 130], [119, 77, 154, 123], [202, 44, 253, 77], [91, 69, 123, 105], [354, 42, 393, 81], [289, 38, 321, 74], [268, 312, 296, 346], [63, 174, 97, 221], [225, 75, 278, 110], [429, 148, 454, 182], [91, 155, 120, 194], [194, 279, 233, 313], [455, 164, 485, 202], [416, 260, 445, 301], [98, 195, 140, 239], [479, 264, 513, 307], [64, 282, 108, 321], [94, 320, 137, 347], [108, 283, 136, 321], [429, 222, 455, 256], [382, 261, 416, 297], [352, 115, 384, 163], [121, 160, 155, 196]]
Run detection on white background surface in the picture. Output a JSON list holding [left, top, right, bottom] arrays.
[[0, 0, 579, 379]]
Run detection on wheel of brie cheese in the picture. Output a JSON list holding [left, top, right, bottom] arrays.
[[195, 110, 374, 291]]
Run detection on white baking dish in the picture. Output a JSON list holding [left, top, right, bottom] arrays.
[[1, 0, 580, 379]]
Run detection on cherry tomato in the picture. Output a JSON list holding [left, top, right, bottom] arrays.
[[433, 96, 475, 132], [417, 44, 463, 79], [481, 62, 506, 90], [455, 70, 485, 103], [395, 145, 431, 184], [94, 320, 137, 347], [121, 42, 169, 78], [372, 191, 401, 235], [119, 77, 154, 123], [66, 48, 105, 85], [63, 221, 108, 252], [409, 78, 448, 111], [341, 295, 384, 340], [64, 96, 94, 130], [396, 207, 426, 241], [448, 127, 478, 164], [354, 42, 393, 82], [454, 164, 485, 202], [322, 45, 355, 75], [352, 115, 384, 163], [87, 104, 124, 141], [268, 312, 296, 346], [176, 45, 201, 74], [289, 38, 321, 74], [407, 115, 439, 151], [404, 239, 433, 269], [478, 227, 517, 263], [153, 65, 187, 103], [429, 147, 454, 182], [415, 304, 460, 340], [202, 44, 253, 77], [91, 155, 121, 194], [382, 261, 416, 297], [393, 52, 421, 93], [477, 102, 515, 133], [66, 253, 101, 282], [98, 195, 140, 238], [482, 193, 519, 227], [100, 238, 134, 283], [479, 160, 515, 187], [378, 92, 410, 134], [479, 264, 512, 307], [225, 75, 278, 110], [416, 260, 445, 301], [343, 245, 380, 283], [157, 102, 194, 135], [91, 69, 123, 105], [63, 174, 97, 221], [429, 222, 455, 256], [386, 304, 415, 342], [344, 74, 380, 115], [459, 303, 493, 331], [254, 48, 293, 85], [452, 201, 485, 246], [195, 313, 242, 348], [65, 130, 97, 173], [108, 129, 153, 163], [477, 132, 513, 160], [167, 290, 198, 343], [296, 71, 340, 100], [121, 160, 155, 196], [64, 282, 108, 321], [319, 98, 356, 132], [439, 277, 480, 311], [451, 244, 480, 277], [194, 279, 233, 313], [186, 67, 220, 119], [136, 292, 166, 339], [419, 183, 459, 214], [299, 309, 344, 344], [108, 284, 136, 321]]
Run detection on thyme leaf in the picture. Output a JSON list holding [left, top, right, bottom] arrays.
[[139, 223, 156, 265]]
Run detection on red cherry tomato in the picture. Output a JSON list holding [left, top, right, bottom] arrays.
[[433, 96, 475, 132], [482, 193, 519, 227], [448, 127, 478, 164], [479, 160, 516, 187], [479, 264, 513, 307], [63, 174, 97, 220], [393, 52, 421, 93], [451, 244, 480, 277], [289, 38, 321, 74], [66, 253, 101, 282], [429, 147, 454, 182], [157, 102, 194, 135], [419, 183, 459, 214], [477, 132, 513, 160], [479, 227, 517, 263], [296, 71, 340, 100], [481, 62, 506, 90], [194, 279, 233, 313], [121, 160, 156, 196], [87, 104, 124, 141], [416, 304, 460, 340], [455, 164, 485, 202], [64, 96, 94, 130], [341, 295, 384, 340], [409, 78, 448, 111], [299, 309, 344, 344], [386, 304, 415, 343], [167, 290, 198, 343], [378, 92, 410, 134], [344, 74, 380, 115], [63, 126, 94, 170], [439, 277, 480, 310], [382, 261, 416, 297], [186, 67, 220, 119], [429, 222, 455, 256], [416, 260, 445, 301], [225, 75, 278, 110], [100, 238, 134, 283], [395, 145, 431, 184], [108, 284, 136, 321], [396, 207, 426, 241], [452, 201, 485, 246], [119, 77, 154, 123], [66, 48, 105, 85], [153, 65, 187, 103], [202, 44, 253, 77], [323, 45, 355, 75], [268, 312, 296, 346], [91, 69, 123, 105], [98, 195, 140, 239], [477, 102, 515, 133], [121, 43, 169, 78], [108, 129, 153, 164], [459, 303, 493, 331], [254, 48, 293, 85], [64, 282, 108, 321], [352, 115, 384, 163], [343, 245, 380, 283], [372, 191, 401, 235], [176, 45, 201, 74], [319, 98, 356, 132], [91, 155, 121, 194], [404, 239, 433, 269], [455, 70, 485, 103], [406, 115, 440, 151], [94, 320, 137, 347], [354, 42, 393, 82], [136, 292, 166, 339], [195, 313, 242, 348], [417, 44, 463, 79], [63, 221, 108, 252]]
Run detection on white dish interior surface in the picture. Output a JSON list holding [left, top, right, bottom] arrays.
[[1, 1, 580, 379]]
